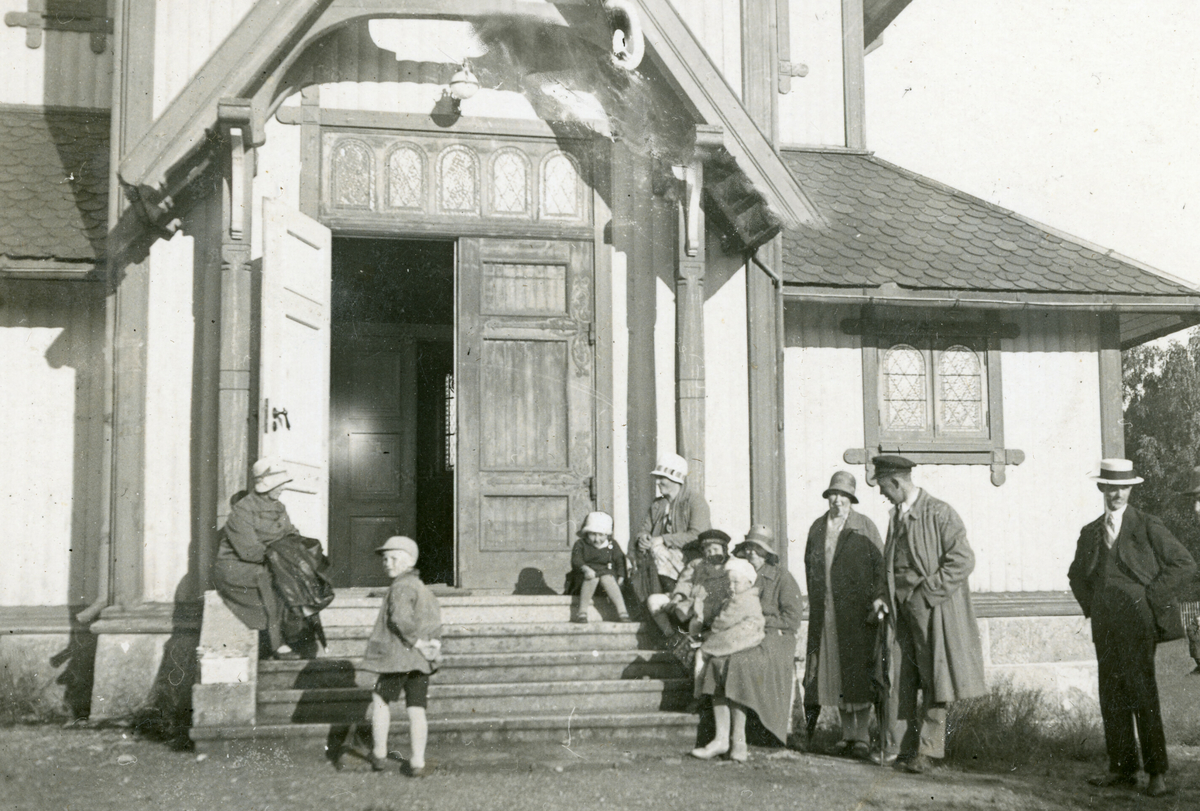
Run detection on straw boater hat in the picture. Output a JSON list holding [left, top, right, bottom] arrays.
[[252, 458, 292, 493], [1090, 458, 1144, 486], [579, 511, 615, 536], [1179, 466, 1200, 495], [822, 471, 858, 504], [740, 525, 776, 557], [376, 535, 419, 563], [650, 452, 688, 484]]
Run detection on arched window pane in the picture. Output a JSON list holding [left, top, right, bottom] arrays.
[[492, 150, 529, 214], [387, 145, 424, 209], [332, 140, 372, 208], [939, 345, 984, 430], [438, 146, 479, 213], [541, 152, 579, 218], [883, 344, 927, 430]]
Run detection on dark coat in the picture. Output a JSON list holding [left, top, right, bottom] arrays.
[[880, 490, 987, 703], [1068, 505, 1196, 642], [565, 539, 628, 594], [213, 491, 297, 630], [804, 510, 884, 705]]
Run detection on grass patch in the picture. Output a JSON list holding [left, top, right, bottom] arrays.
[[945, 680, 1104, 770], [1, 663, 68, 727]]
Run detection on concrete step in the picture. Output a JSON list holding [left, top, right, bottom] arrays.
[[256, 679, 692, 722], [191, 710, 701, 752], [320, 592, 633, 627], [320, 622, 655, 657], [258, 651, 684, 690]]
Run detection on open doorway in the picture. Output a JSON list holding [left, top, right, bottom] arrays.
[[328, 238, 455, 586]]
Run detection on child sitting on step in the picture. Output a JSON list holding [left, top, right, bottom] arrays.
[[568, 511, 631, 623], [359, 536, 442, 776]]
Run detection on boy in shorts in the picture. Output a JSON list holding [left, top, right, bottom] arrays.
[[360, 536, 442, 775]]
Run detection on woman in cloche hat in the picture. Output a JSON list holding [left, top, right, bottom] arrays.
[[801, 471, 885, 760], [730, 523, 804, 746]]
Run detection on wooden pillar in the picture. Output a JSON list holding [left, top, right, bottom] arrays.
[[743, 0, 787, 549], [1098, 313, 1125, 457], [215, 102, 258, 529], [107, 0, 156, 609], [842, 0, 867, 150], [676, 161, 706, 497]]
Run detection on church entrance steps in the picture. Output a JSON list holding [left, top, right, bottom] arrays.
[[319, 589, 629, 626]]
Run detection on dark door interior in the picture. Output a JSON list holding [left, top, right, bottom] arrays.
[[329, 238, 455, 586]]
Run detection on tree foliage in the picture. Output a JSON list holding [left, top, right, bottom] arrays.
[[1123, 330, 1200, 564]]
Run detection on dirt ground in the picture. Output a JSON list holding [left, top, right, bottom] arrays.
[[2, 724, 1198, 811]]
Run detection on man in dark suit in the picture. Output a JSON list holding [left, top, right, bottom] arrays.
[[1068, 459, 1196, 798]]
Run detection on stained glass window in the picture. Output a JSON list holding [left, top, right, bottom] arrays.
[[883, 344, 927, 431], [491, 150, 530, 215], [938, 345, 984, 430], [438, 146, 479, 213], [541, 152, 579, 218], [387, 145, 424, 210], [331, 140, 373, 208]]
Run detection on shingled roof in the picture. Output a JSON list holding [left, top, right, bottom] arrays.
[[781, 149, 1199, 299], [0, 105, 109, 267]]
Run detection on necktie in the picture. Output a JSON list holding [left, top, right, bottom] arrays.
[[1105, 514, 1118, 547]]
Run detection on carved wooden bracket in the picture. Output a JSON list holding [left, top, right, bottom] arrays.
[[5, 0, 111, 54]]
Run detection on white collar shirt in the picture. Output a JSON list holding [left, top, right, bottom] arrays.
[[1104, 505, 1127, 549]]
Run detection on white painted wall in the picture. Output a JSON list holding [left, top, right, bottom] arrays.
[[704, 267, 751, 535], [153, 0, 255, 118], [783, 306, 1105, 595], [667, 0, 743, 95], [0, 0, 112, 108], [779, 0, 848, 147], [141, 232, 197, 602], [0, 282, 105, 606]]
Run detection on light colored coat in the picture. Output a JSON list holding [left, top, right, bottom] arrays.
[[702, 588, 765, 657], [882, 489, 986, 702], [361, 570, 443, 674]]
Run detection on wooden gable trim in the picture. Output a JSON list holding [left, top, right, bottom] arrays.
[[636, 0, 821, 230], [864, 0, 914, 47]]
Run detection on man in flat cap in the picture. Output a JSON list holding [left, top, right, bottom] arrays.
[[1069, 459, 1195, 797], [870, 455, 986, 774]]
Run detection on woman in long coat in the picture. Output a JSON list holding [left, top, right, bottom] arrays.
[[732, 524, 803, 745], [803, 471, 884, 759]]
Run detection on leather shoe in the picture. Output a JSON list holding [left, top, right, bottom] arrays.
[[869, 750, 898, 766], [902, 754, 933, 774], [271, 649, 301, 661], [1145, 775, 1170, 797], [849, 742, 872, 761], [368, 753, 388, 772], [1087, 773, 1137, 789]]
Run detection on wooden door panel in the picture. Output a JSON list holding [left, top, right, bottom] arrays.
[[458, 238, 594, 592], [348, 515, 401, 586], [260, 200, 332, 541]]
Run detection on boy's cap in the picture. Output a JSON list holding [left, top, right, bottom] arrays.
[[579, 511, 614, 536], [697, 528, 731, 549], [376, 536, 419, 563]]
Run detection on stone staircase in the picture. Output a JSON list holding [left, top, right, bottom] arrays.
[[191, 589, 699, 753]]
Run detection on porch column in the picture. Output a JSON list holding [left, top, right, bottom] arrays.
[[675, 160, 706, 496], [216, 102, 258, 530], [1098, 313, 1125, 457], [107, 0, 156, 609]]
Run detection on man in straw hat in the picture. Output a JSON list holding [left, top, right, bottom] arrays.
[[1177, 466, 1200, 675], [870, 455, 986, 775], [1069, 459, 1195, 797]]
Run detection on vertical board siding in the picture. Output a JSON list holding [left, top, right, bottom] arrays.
[[778, 0, 847, 147], [783, 306, 1103, 595], [654, 276, 677, 457], [142, 232, 196, 602], [0, 17, 114, 108], [153, 0, 256, 118], [783, 303, 872, 591], [667, 0, 742, 94], [704, 266, 751, 535], [0, 280, 105, 606]]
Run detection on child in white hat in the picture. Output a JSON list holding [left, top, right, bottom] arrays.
[[569, 511, 631, 623], [357, 536, 442, 775]]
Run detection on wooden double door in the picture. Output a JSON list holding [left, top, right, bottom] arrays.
[[306, 234, 595, 591]]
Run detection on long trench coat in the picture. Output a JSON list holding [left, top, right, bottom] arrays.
[[804, 510, 884, 705], [879, 489, 986, 703]]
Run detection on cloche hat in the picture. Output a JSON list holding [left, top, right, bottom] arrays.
[[579, 511, 615, 536], [822, 471, 859, 504], [252, 458, 292, 493], [651, 452, 688, 484], [739, 524, 776, 556]]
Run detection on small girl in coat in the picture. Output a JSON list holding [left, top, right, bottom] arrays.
[[569, 511, 631, 623], [360, 536, 442, 775], [691, 557, 765, 762]]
